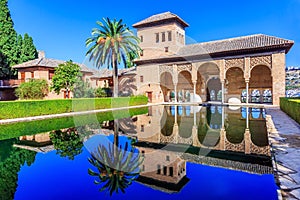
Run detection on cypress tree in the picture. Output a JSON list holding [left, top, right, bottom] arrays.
[[0, 0, 18, 67], [0, 0, 38, 79], [0, 51, 10, 79], [21, 33, 37, 62]]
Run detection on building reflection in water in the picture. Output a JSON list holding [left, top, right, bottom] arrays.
[[135, 105, 269, 156], [132, 105, 272, 193], [14, 105, 272, 194]]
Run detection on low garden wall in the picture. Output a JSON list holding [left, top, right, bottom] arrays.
[[280, 97, 300, 124], [0, 96, 148, 119]]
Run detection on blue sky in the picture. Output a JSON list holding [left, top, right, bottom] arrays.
[[9, 0, 300, 68]]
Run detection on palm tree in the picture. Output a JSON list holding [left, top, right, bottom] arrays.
[[88, 140, 143, 196], [86, 18, 140, 97]]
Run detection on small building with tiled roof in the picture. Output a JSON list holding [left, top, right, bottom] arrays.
[[133, 12, 294, 105], [11, 51, 94, 99]]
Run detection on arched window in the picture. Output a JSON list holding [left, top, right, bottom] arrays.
[[263, 89, 272, 103], [241, 89, 247, 103], [251, 90, 261, 103]]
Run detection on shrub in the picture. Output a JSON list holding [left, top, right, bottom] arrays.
[[0, 96, 148, 119], [280, 97, 300, 124], [15, 79, 48, 100], [95, 87, 112, 98]]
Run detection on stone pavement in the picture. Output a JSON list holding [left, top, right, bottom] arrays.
[[266, 108, 300, 200]]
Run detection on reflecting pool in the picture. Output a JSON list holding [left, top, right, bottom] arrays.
[[0, 106, 278, 200]]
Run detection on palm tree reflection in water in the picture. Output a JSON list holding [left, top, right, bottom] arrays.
[[88, 120, 143, 196]]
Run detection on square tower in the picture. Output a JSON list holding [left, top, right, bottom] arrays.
[[133, 12, 189, 60]]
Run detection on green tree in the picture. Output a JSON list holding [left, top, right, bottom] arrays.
[[0, 139, 36, 200], [15, 79, 49, 100], [0, 51, 10, 79], [86, 18, 140, 97], [0, 0, 17, 76], [51, 60, 82, 98], [50, 128, 83, 160], [73, 78, 95, 98], [0, 0, 38, 79], [21, 33, 38, 63]]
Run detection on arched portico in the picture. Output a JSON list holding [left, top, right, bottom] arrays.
[[225, 67, 245, 103], [177, 71, 193, 102], [160, 72, 174, 102], [249, 65, 272, 103], [197, 63, 220, 102]]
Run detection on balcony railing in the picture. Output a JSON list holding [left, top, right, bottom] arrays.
[[0, 79, 22, 87]]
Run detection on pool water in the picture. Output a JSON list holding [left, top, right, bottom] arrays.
[[0, 105, 278, 200]]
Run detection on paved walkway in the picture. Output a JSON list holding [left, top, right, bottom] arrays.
[[266, 108, 300, 200]]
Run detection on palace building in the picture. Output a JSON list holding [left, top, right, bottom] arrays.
[[133, 12, 294, 105], [4, 12, 294, 106]]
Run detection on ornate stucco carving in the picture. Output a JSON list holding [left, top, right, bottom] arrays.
[[159, 65, 174, 76], [250, 55, 272, 69], [177, 64, 192, 73], [225, 58, 244, 72]]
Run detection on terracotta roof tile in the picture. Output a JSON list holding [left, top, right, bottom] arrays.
[[178, 34, 294, 56], [133, 12, 189, 28], [12, 57, 93, 73]]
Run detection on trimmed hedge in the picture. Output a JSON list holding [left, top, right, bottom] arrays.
[[0, 96, 148, 119], [280, 97, 300, 124], [0, 107, 148, 141]]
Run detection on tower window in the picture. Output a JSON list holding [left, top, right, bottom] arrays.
[[162, 32, 166, 42], [140, 76, 144, 83], [140, 35, 143, 42], [140, 49, 144, 56], [141, 125, 144, 132], [168, 31, 172, 41], [169, 167, 173, 177], [156, 33, 159, 43], [166, 155, 170, 161], [165, 47, 169, 52], [163, 166, 167, 175], [157, 165, 161, 174]]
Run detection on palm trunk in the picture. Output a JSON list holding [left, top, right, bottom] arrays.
[[113, 119, 119, 159], [112, 53, 118, 97]]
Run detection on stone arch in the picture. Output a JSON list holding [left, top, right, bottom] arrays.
[[225, 67, 245, 102], [177, 71, 193, 102], [160, 72, 174, 102], [207, 78, 222, 101], [249, 120, 269, 147], [197, 62, 220, 102], [197, 106, 221, 147], [225, 112, 245, 144], [249, 65, 272, 103]]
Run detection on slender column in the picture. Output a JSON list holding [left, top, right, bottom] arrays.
[[246, 107, 249, 129], [221, 80, 225, 104], [194, 110, 197, 126], [221, 106, 225, 128], [174, 105, 178, 124], [174, 84, 177, 103], [193, 81, 197, 102], [173, 105, 179, 144], [246, 79, 249, 104]]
